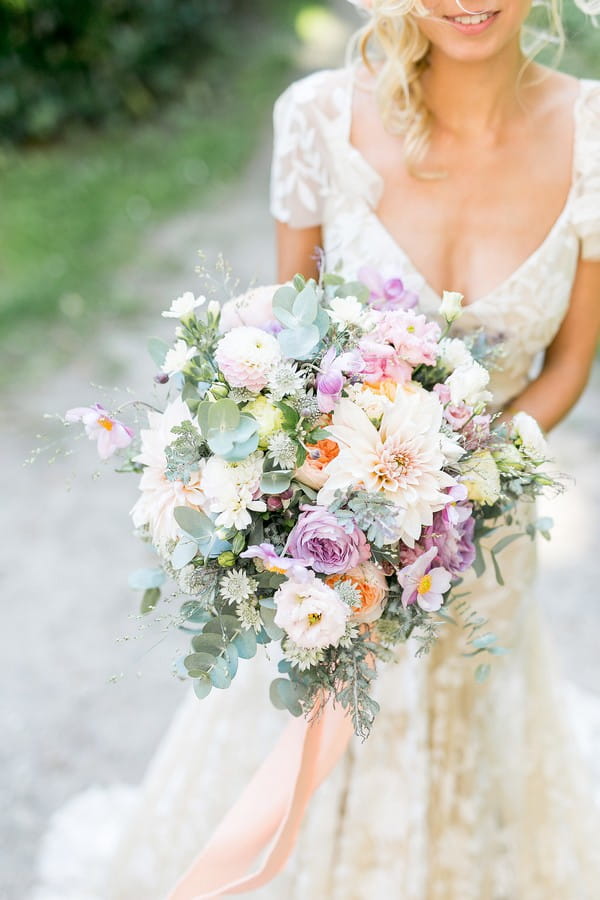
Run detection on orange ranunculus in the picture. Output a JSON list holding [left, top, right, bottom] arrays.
[[294, 438, 340, 490], [326, 562, 388, 624]]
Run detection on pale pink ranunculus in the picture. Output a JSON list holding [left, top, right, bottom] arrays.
[[215, 326, 281, 392], [219, 284, 280, 333], [65, 403, 134, 460], [274, 574, 349, 649], [373, 310, 441, 367]]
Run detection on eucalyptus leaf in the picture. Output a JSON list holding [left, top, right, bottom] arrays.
[[184, 651, 216, 678], [174, 507, 214, 541], [191, 633, 226, 655], [272, 285, 297, 314], [128, 568, 165, 591], [334, 281, 370, 303], [148, 337, 170, 367], [203, 614, 241, 641], [141, 587, 160, 615], [470, 632, 498, 649], [223, 642, 239, 679], [261, 606, 285, 641], [180, 600, 211, 625], [209, 655, 232, 689], [233, 629, 258, 659], [170, 538, 199, 570], [292, 274, 306, 292], [269, 677, 303, 717], [208, 399, 240, 433], [261, 469, 292, 495], [491, 532, 524, 556], [293, 284, 318, 323], [193, 675, 213, 699], [490, 552, 505, 587], [475, 663, 492, 684], [472, 540, 486, 578]]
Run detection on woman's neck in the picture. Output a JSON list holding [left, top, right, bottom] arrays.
[[421, 41, 531, 141]]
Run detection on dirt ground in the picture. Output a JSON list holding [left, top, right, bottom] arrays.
[[3, 36, 600, 900]]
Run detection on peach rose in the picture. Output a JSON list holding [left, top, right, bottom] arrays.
[[326, 561, 388, 624], [294, 438, 340, 490]]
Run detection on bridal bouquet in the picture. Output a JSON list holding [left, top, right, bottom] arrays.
[[66, 269, 557, 737]]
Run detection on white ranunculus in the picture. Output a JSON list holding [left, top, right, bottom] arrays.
[[438, 337, 474, 372], [459, 450, 501, 505], [439, 290, 464, 323], [511, 412, 550, 462], [161, 340, 198, 376], [446, 361, 491, 407], [274, 575, 349, 649], [328, 295, 370, 329], [162, 291, 206, 319]]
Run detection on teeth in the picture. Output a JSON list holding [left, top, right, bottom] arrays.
[[453, 12, 493, 23]]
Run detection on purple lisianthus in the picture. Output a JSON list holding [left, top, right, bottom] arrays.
[[358, 266, 419, 311], [399, 485, 476, 576], [288, 504, 370, 575]]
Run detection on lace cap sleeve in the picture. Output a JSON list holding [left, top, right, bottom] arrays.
[[269, 74, 332, 229], [572, 80, 600, 261]]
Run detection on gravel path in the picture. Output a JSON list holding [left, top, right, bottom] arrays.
[[3, 51, 600, 900]]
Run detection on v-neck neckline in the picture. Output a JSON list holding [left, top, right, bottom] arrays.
[[342, 64, 585, 309]]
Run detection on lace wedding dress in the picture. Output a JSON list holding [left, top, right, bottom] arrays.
[[34, 66, 600, 900]]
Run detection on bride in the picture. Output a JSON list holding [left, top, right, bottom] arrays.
[[35, 0, 600, 898]]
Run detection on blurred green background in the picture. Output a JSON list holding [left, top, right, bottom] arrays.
[[0, 0, 597, 387]]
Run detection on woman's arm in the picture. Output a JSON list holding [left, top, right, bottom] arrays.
[[275, 220, 323, 282], [505, 259, 600, 431]]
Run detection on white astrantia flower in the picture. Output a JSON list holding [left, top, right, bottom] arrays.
[[318, 384, 458, 547], [161, 340, 198, 376], [446, 360, 491, 407], [438, 337, 475, 372], [162, 291, 206, 319], [439, 290, 464, 323], [511, 412, 551, 462], [202, 451, 266, 530], [328, 295, 371, 329], [219, 569, 257, 604], [236, 598, 262, 632], [267, 362, 305, 402], [267, 432, 298, 469]]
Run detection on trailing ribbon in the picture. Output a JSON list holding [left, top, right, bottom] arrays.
[[168, 699, 354, 899]]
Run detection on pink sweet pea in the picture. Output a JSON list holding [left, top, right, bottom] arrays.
[[433, 383, 473, 430], [358, 266, 419, 311], [397, 546, 452, 612], [65, 403, 134, 460], [316, 347, 364, 413], [358, 338, 413, 385]]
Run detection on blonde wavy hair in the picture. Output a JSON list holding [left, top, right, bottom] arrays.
[[348, 0, 566, 173]]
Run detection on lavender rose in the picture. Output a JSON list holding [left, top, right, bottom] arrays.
[[288, 504, 370, 575]]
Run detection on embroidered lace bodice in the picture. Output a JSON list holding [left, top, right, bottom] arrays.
[[270, 66, 600, 407]]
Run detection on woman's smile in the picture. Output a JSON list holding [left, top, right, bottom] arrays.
[[442, 9, 501, 34]]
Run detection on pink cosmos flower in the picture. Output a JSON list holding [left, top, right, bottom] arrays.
[[316, 347, 364, 414], [373, 310, 441, 367], [65, 404, 134, 460], [240, 543, 310, 582], [358, 266, 419, 311], [397, 546, 452, 612]]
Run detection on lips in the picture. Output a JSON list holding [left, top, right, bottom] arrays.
[[443, 9, 500, 32]]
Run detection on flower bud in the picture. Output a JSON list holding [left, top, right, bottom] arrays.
[[217, 551, 236, 568]]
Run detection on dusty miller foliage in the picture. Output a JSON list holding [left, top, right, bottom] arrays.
[[164, 421, 207, 484]]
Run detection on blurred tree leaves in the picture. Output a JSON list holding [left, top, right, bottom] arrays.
[[0, 0, 295, 143]]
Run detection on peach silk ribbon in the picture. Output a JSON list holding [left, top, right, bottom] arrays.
[[168, 700, 354, 899]]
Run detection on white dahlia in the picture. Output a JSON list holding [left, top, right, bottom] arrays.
[[318, 386, 457, 546], [215, 326, 282, 392], [202, 451, 266, 531], [130, 397, 206, 548]]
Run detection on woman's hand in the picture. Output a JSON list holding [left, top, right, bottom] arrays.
[[502, 258, 600, 432]]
